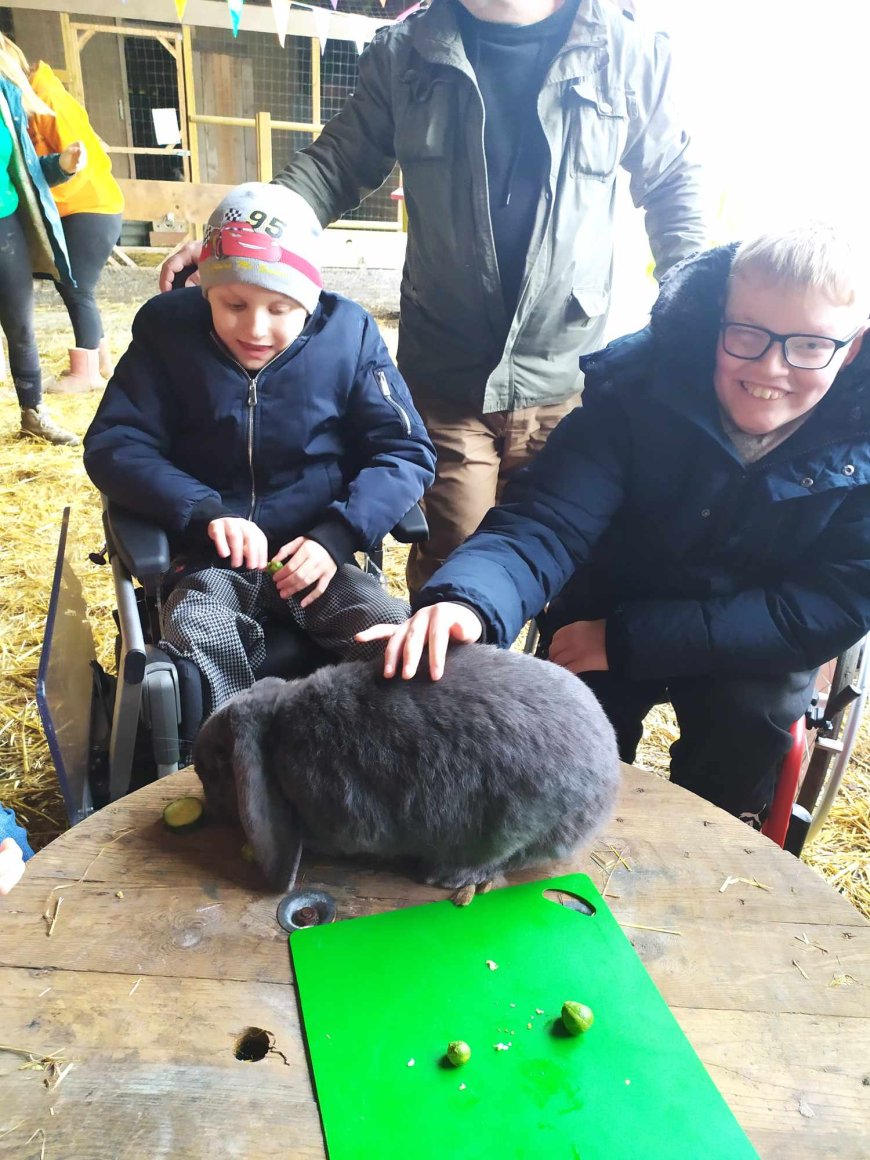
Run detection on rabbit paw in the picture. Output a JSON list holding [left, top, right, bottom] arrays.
[[424, 862, 500, 893], [449, 879, 496, 907]]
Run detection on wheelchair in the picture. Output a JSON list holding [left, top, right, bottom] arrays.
[[762, 635, 869, 855], [522, 620, 869, 858], [37, 500, 428, 824]]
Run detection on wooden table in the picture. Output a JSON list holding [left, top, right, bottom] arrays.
[[1, 766, 867, 1159]]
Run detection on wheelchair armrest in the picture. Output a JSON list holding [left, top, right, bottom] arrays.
[[103, 498, 171, 581], [390, 502, 429, 544]]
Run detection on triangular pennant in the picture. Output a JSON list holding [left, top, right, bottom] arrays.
[[228, 0, 244, 37], [270, 0, 291, 46], [328, 0, 338, 10], [174, 0, 188, 20], [311, 6, 331, 55], [352, 15, 369, 56]]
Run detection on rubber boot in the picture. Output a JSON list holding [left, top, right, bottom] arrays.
[[98, 336, 115, 380], [47, 348, 105, 394]]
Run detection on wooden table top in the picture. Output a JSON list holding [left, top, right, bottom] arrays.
[[1, 765, 867, 1159]]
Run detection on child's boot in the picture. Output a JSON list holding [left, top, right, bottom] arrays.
[[48, 348, 105, 393], [20, 403, 80, 446]]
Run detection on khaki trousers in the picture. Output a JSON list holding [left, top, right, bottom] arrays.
[[406, 392, 581, 596]]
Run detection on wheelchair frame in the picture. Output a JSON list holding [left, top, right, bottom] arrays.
[[523, 620, 869, 856], [97, 497, 428, 805]]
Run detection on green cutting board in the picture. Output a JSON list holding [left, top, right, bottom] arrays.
[[290, 873, 758, 1160]]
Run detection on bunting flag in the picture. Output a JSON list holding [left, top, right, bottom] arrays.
[[328, 0, 339, 9], [311, 5, 331, 55], [352, 14, 370, 55], [270, 0, 291, 46], [228, 0, 244, 37], [173, 0, 188, 20]]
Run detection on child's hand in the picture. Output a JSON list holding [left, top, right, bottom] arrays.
[[271, 538, 337, 608], [548, 619, 609, 674], [59, 140, 87, 174], [356, 602, 483, 681], [0, 838, 25, 896], [208, 517, 269, 570]]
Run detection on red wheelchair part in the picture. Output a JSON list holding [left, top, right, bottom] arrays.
[[762, 715, 805, 848]]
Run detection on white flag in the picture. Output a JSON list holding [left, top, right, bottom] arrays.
[[270, 0, 291, 46], [311, 6, 331, 56]]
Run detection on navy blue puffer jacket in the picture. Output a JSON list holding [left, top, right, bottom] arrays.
[[416, 245, 870, 680], [84, 289, 436, 562]]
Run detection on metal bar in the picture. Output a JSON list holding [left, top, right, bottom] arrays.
[[107, 553, 146, 802], [806, 642, 870, 843]]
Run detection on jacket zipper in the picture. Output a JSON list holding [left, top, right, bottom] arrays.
[[246, 374, 259, 519], [377, 369, 412, 435], [209, 333, 286, 523]]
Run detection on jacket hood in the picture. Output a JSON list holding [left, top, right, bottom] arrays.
[[30, 60, 64, 99], [584, 243, 870, 438]]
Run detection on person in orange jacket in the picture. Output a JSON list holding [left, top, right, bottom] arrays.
[[2, 34, 124, 392]]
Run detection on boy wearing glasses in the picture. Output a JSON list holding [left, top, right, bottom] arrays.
[[359, 224, 870, 827]]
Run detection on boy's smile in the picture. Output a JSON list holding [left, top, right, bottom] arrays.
[[714, 272, 867, 436], [208, 282, 308, 371]]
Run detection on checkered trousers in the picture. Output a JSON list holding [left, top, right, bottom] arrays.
[[159, 563, 409, 715]]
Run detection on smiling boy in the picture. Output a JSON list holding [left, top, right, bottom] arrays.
[[360, 224, 870, 825], [84, 183, 435, 717]]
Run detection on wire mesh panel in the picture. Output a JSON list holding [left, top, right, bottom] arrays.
[[72, 26, 187, 184], [188, 22, 400, 226], [7, 5, 403, 229]]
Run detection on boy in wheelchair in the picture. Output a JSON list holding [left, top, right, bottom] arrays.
[[361, 224, 870, 829], [84, 182, 435, 718]]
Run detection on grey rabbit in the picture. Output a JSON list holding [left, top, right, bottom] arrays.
[[192, 644, 620, 892]]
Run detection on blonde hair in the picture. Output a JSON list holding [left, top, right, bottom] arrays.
[[0, 33, 54, 118], [731, 222, 870, 317]]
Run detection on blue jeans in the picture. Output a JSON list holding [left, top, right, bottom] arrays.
[[0, 804, 34, 859]]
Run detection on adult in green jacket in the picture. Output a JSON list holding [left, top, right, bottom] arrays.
[[161, 0, 707, 591]]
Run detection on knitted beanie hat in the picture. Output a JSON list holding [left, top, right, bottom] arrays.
[[199, 182, 323, 313]]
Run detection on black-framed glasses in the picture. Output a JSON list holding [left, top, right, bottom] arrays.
[[720, 322, 863, 370]]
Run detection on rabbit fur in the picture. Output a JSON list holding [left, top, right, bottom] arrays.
[[193, 644, 620, 892]]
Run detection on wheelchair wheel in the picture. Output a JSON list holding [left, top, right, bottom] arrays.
[[797, 635, 869, 843]]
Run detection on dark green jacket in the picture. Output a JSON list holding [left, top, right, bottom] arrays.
[[275, 0, 707, 412]]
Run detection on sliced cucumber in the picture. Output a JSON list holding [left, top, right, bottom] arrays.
[[266, 559, 283, 575], [163, 796, 204, 833]]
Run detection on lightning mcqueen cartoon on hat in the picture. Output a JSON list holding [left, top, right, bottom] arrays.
[[204, 222, 283, 263]]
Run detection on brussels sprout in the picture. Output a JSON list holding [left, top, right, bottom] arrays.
[[561, 1001, 594, 1035], [446, 1040, 472, 1067]]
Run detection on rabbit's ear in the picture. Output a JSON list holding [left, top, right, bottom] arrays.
[[228, 703, 300, 892]]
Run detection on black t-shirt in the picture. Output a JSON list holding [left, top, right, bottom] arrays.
[[455, 0, 580, 319]]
